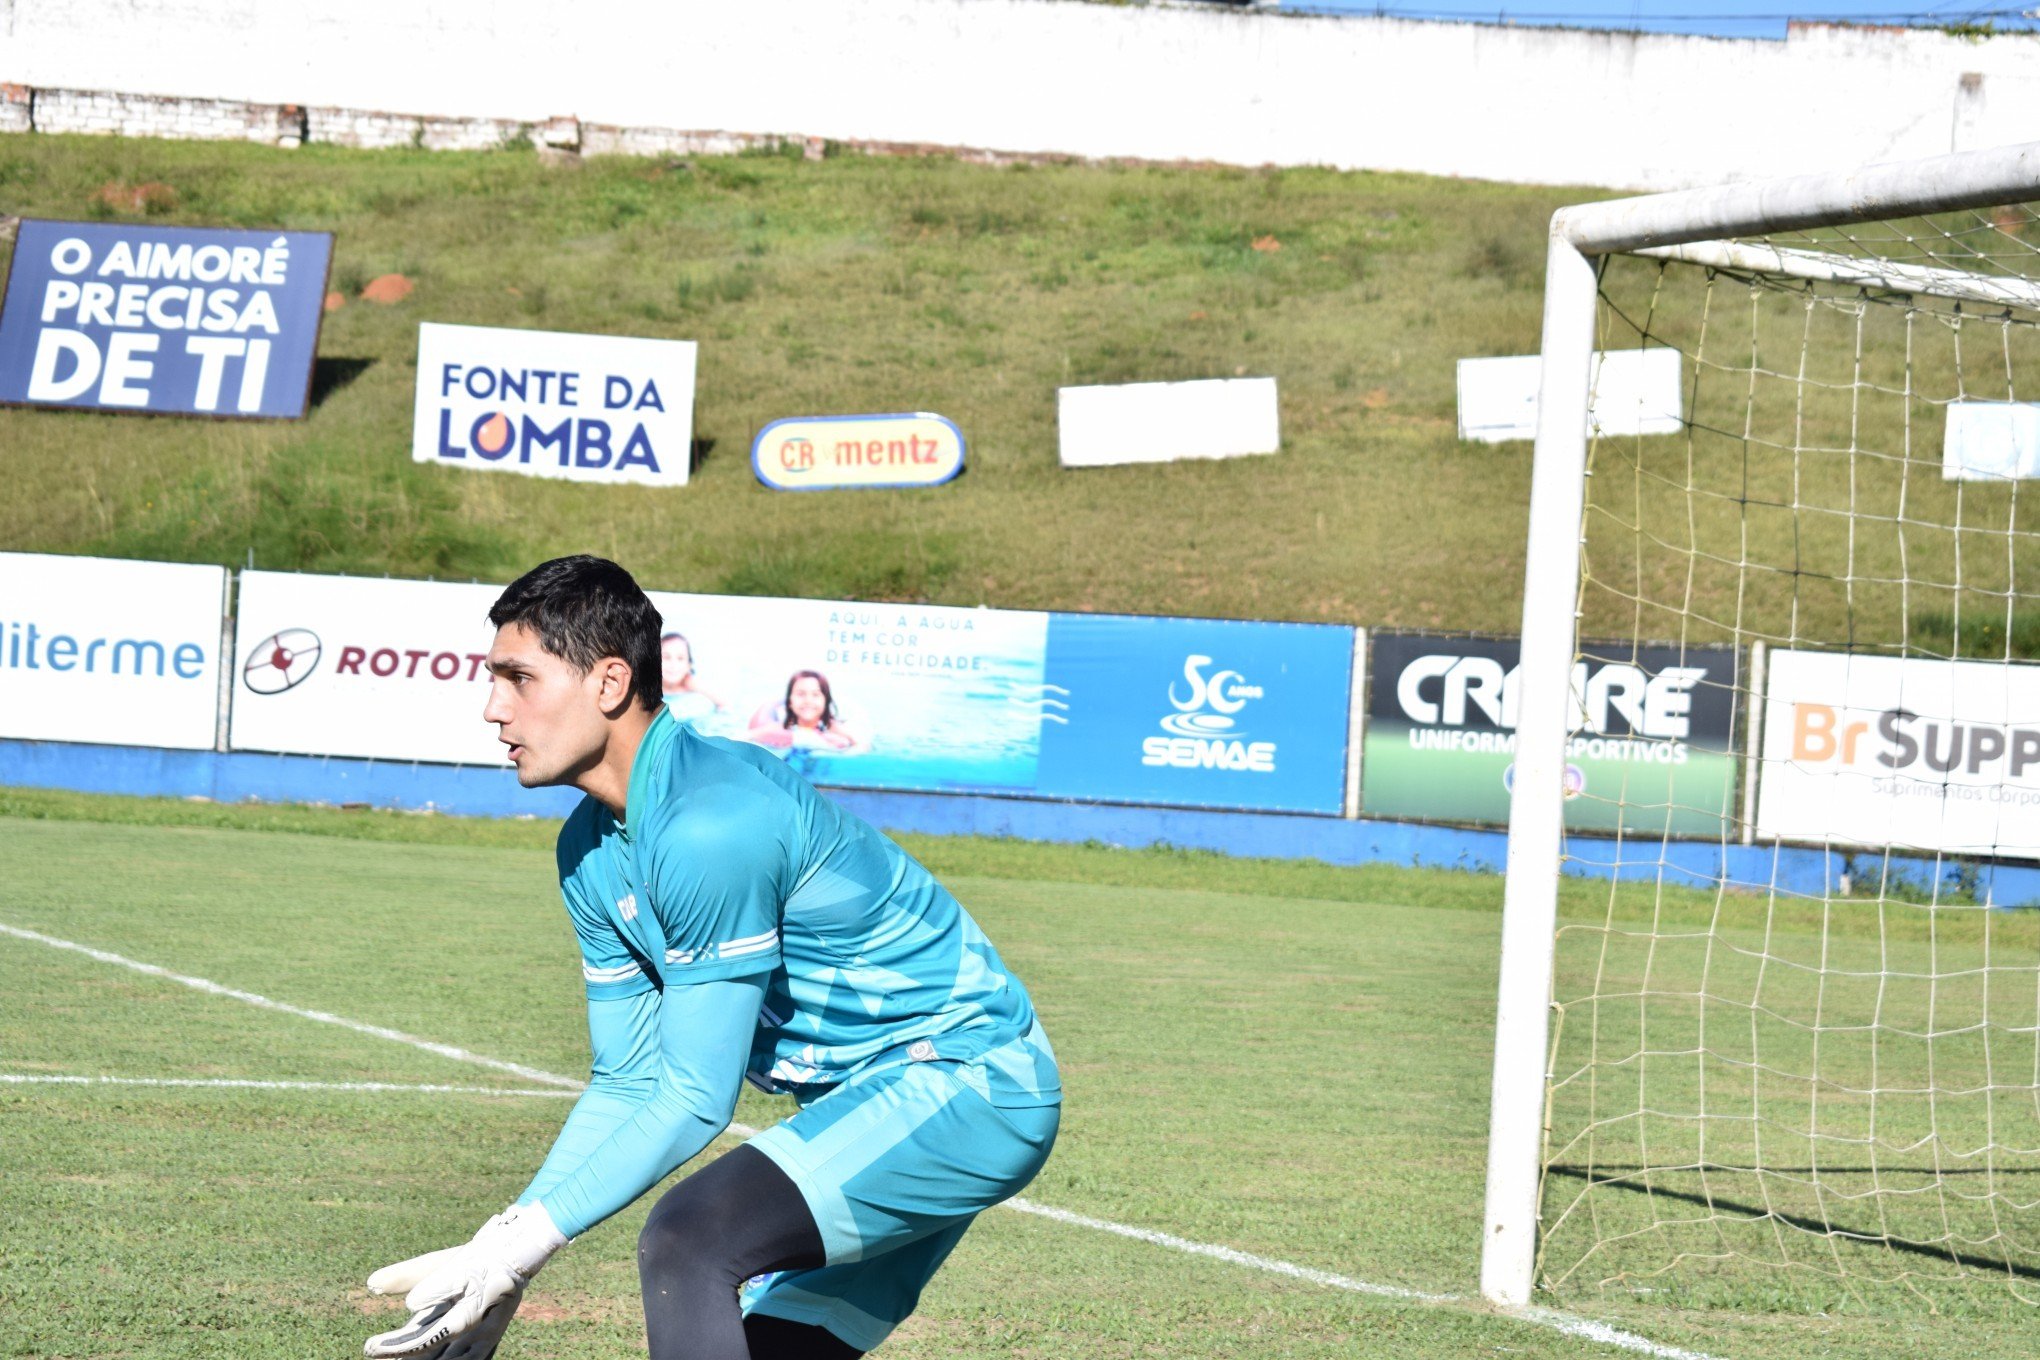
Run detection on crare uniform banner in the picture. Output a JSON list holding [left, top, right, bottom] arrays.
[[0, 220, 332, 418], [0, 552, 227, 750], [1757, 650, 2040, 860], [225, 567, 1355, 813], [1362, 633, 1739, 836], [412, 322, 698, 487], [229, 571, 507, 764]]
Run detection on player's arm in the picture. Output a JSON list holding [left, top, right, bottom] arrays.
[[514, 971, 766, 1237], [521, 799, 789, 1235], [516, 979, 664, 1207]]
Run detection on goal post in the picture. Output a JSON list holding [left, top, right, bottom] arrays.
[[1479, 141, 2040, 1309]]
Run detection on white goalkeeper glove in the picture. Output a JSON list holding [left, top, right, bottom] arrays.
[[364, 1203, 568, 1360]]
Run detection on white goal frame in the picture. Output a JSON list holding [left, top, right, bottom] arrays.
[[1478, 139, 2040, 1308]]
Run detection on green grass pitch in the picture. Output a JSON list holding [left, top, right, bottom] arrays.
[[4, 789, 2039, 1358]]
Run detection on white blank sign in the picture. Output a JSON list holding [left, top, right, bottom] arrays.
[[1943, 401, 2040, 481], [1058, 377, 1280, 468], [1457, 349, 1683, 443]]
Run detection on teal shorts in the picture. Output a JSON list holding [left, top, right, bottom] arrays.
[[742, 1058, 1061, 1351]]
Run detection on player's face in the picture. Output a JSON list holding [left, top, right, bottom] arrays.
[[661, 637, 691, 690], [789, 676, 827, 726], [482, 622, 613, 787]]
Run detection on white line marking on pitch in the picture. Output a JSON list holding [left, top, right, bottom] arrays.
[[0, 1074, 583, 1098], [0, 921, 580, 1089], [0, 919, 1720, 1360]]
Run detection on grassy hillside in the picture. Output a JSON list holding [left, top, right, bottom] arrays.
[[0, 134, 1573, 628], [6, 134, 2035, 655]]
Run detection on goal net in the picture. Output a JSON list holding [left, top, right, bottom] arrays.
[[1481, 142, 2040, 1312]]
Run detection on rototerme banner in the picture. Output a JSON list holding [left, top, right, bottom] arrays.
[[1363, 634, 1739, 835], [412, 322, 698, 486], [0, 552, 227, 749], [225, 568, 1353, 813], [230, 571, 506, 764], [0, 220, 332, 418], [1756, 650, 2040, 860]]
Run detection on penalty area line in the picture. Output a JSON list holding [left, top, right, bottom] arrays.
[[0, 919, 1720, 1360]]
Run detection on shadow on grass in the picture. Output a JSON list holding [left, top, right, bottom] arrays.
[[309, 357, 375, 409], [1547, 1162, 2040, 1282]]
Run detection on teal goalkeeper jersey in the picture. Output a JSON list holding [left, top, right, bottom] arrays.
[[554, 709, 1061, 1109]]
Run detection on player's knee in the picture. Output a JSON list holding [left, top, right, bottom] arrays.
[[637, 1206, 722, 1286]]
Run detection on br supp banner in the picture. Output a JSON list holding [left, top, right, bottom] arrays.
[[412, 322, 698, 486], [1363, 633, 1739, 835], [0, 552, 227, 750], [1757, 649, 2040, 860], [226, 569, 1355, 814], [0, 220, 332, 418]]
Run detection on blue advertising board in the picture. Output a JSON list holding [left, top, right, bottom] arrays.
[[0, 219, 333, 418], [633, 593, 1354, 815], [1036, 612, 1355, 814]]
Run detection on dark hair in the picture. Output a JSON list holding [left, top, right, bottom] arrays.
[[782, 669, 837, 730], [489, 556, 663, 713]]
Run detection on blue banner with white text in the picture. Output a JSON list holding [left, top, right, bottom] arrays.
[[638, 594, 1354, 815], [1036, 612, 1354, 815], [0, 219, 332, 418]]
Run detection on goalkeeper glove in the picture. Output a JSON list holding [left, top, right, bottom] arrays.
[[364, 1203, 568, 1360]]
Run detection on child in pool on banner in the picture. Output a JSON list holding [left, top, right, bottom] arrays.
[[659, 631, 727, 728], [746, 668, 863, 752]]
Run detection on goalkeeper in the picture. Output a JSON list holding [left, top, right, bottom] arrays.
[[363, 556, 1062, 1360]]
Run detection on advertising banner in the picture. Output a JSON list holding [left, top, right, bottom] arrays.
[[645, 598, 1352, 813], [1363, 634, 1739, 834], [1756, 650, 2040, 860], [752, 414, 965, 491], [1943, 401, 2040, 482], [412, 322, 698, 486], [1057, 377, 1280, 467], [226, 568, 1354, 813], [0, 219, 332, 418], [1033, 613, 1352, 813], [0, 552, 227, 750], [229, 571, 506, 764], [1455, 349, 1683, 444]]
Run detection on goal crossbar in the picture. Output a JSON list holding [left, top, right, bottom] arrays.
[[1632, 240, 2040, 312], [1477, 139, 2040, 1309]]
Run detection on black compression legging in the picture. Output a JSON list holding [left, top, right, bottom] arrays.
[[637, 1144, 864, 1360]]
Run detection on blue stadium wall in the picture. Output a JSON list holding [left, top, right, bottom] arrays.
[[8, 737, 2039, 907]]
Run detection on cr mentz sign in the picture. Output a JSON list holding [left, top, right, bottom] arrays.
[[752, 413, 964, 491]]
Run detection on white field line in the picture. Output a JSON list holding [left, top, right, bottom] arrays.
[[0, 1074, 583, 1098], [1, 920, 1720, 1360], [0, 921, 581, 1089]]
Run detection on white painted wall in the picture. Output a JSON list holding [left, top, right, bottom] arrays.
[[3, 0, 2037, 190]]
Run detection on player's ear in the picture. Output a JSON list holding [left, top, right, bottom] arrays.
[[595, 656, 635, 717]]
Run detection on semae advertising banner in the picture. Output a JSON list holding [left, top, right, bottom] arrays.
[[225, 569, 1353, 814], [412, 322, 697, 486], [0, 552, 227, 750], [1756, 650, 2040, 860], [1363, 633, 1739, 835], [1032, 613, 1352, 813], [0, 219, 332, 418]]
